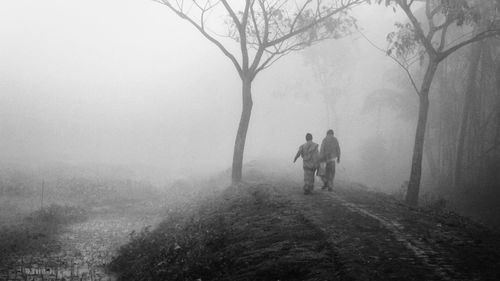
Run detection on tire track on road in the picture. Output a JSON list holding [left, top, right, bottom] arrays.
[[323, 191, 464, 281], [277, 182, 435, 281]]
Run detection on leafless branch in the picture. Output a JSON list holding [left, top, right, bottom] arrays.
[[221, 0, 241, 29], [437, 22, 450, 52], [265, 0, 362, 47], [249, 0, 262, 45], [357, 28, 421, 96], [155, 0, 243, 77]]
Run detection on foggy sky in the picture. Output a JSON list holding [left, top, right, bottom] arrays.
[[0, 0, 409, 186]]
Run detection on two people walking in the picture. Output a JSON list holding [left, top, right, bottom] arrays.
[[294, 129, 341, 195]]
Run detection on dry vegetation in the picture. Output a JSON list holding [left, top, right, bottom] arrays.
[[110, 183, 342, 281], [109, 165, 500, 281], [0, 204, 88, 264]]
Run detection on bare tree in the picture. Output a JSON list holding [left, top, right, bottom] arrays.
[[373, 0, 500, 205], [155, 0, 363, 183]]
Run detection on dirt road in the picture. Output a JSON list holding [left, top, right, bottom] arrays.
[[273, 179, 500, 281]]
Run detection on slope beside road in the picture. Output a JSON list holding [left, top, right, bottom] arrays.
[[110, 175, 500, 281]]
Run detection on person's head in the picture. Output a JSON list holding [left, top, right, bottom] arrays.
[[327, 129, 334, 136], [305, 133, 313, 141]]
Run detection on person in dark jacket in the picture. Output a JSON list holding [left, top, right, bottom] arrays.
[[294, 133, 319, 195], [319, 129, 341, 191]]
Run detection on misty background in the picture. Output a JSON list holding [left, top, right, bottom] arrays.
[[2, 2, 500, 280], [1, 0, 415, 191]]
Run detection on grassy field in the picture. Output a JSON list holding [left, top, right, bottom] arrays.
[[0, 165, 168, 276], [0, 164, 229, 281]]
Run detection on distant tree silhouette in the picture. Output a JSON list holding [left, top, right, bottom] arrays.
[[302, 41, 357, 130]]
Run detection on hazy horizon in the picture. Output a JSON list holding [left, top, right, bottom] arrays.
[[1, 0, 411, 189]]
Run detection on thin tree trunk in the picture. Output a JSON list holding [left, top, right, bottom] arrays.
[[406, 61, 439, 206], [455, 42, 482, 188], [425, 140, 438, 180], [231, 76, 253, 184]]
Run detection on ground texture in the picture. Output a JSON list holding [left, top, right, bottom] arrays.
[[110, 173, 500, 281], [3, 174, 500, 281], [0, 201, 163, 281]]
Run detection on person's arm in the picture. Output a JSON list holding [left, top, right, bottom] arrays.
[[293, 146, 302, 163]]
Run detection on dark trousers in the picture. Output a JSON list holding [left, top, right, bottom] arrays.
[[303, 168, 316, 193], [322, 161, 336, 189]]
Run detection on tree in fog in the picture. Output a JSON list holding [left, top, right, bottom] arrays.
[[363, 73, 418, 124], [302, 41, 356, 130], [426, 32, 500, 214], [453, 1, 500, 191], [361, 70, 417, 189], [155, 0, 363, 183], [375, 0, 500, 206]]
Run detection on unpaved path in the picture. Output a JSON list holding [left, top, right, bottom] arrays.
[[265, 178, 500, 281]]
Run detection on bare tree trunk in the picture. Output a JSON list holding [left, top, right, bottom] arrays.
[[455, 42, 482, 188], [231, 76, 253, 184], [425, 140, 438, 180], [406, 61, 439, 206]]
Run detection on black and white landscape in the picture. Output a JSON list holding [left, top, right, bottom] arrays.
[[1, 1, 500, 280]]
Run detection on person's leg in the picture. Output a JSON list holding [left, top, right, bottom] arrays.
[[310, 169, 316, 192], [303, 186, 310, 194], [318, 162, 327, 189], [321, 178, 328, 189], [321, 164, 329, 190], [303, 169, 308, 194], [304, 169, 314, 194], [325, 162, 334, 191], [328, 161, 336, 191]]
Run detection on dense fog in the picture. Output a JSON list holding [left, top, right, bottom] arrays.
[[1, 1, 500, 280], [0, 0, 415, 190]]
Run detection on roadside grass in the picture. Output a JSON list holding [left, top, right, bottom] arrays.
[[110, 183, 341, 281]]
